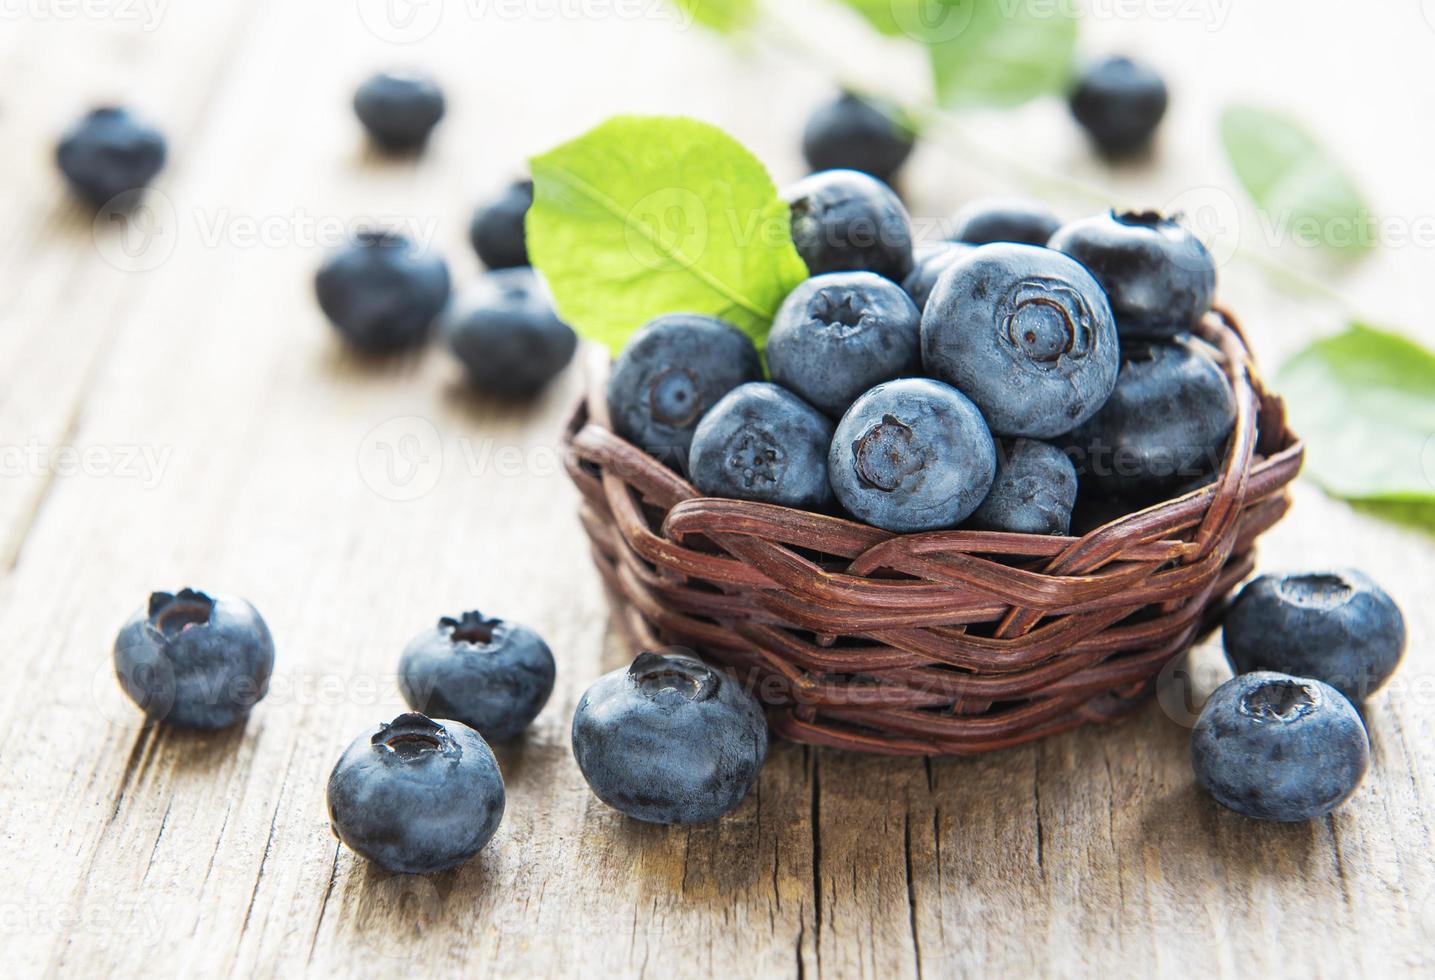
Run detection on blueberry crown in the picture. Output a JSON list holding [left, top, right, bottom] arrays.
[[629, 651, 719, 702], [372, 712, 449, 758], [440, 611, 503, 647], [147, 588, 215, 639], [1239, 678, 1319, 723]]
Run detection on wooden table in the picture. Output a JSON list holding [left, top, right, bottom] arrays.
[[3, 2, 1433, 976]]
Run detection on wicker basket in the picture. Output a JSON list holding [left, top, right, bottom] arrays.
[[563, 310, 1304, 756]]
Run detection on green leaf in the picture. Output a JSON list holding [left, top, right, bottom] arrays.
[[528, 115, 809, 355], [920, 0, 1078, 108], [1278, 324, 1435, 512], [1220, 106, 1374, 253], [671, 0, 756, 33]]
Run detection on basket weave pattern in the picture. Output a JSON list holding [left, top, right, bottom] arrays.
[[563, 311, 1304, 756]]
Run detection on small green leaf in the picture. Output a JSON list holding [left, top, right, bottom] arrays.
[[1220, 106, 1374, 253], [671, 0, 756, 33], [528, 115, 809, 355], [920, 0, 1077, 108], [1278, 323, 1435, 511]]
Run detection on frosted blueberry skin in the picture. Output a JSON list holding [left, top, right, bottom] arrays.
[[113, 589, 274, 730], [921, 243, 1119, 439], [784, 169, 915, 283], [1066, 336, 1235, 496], [901, 242, 972, 313], [607, 314, 762, 470], [1069, 56, 1168, 157], [56, 106, 166, 207], [315, 231, 451, 353], [470, 179, 533, 270], [353, 71, 446, 151], [399, 611, 556, 742], [1191, 672, 1369, 822], [948, 197, 1061, 247], [801, 92, 914, 184], [441, 268, 577, 397], [967, 439, 1078, 535], [1223, 571, 1406, 703], [689, 383, 835, 509], [571, 651, 769, 825], [767, 272, 922, 418], [327, 713, 505, 874], [1048, 210, 1214, 338], [829, 378, 997, 533]]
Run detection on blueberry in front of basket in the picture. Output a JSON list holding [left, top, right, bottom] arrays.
[[353, 70, 446, 151], [399, 611, 556, 741], [921, 243, 1119, 439], [1069, 55, 1168, 157], [1223, 570, 1405, 703], [315, 231, 450, 353], [767, 271, 921, 418], [829, 378, 996, 532], [967, 439, 1078, 535], [1049, 210, 1213, 337], [327, 712, 505, 874], [113, 589, 274, 730], [801, 91, 914, 185], [441, 268, 577, 397], [783, 169, 915, 283], [1190, 672, 1369, 822], [607, 314, 762, 470], [948, 197, 1061, 247], [689, 383, 834, 509], [1066, 336, 1235, 496], [902, 242, 971, 312], [470, 179, 533, 270], [571, 650, 768, 825], [56, 106, 167, 207]]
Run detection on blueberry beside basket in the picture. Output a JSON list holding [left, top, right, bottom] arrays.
[[563, 309, 1303, 756]]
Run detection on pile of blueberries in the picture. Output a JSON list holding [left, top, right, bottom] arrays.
[[66, 59, 1407, 875]]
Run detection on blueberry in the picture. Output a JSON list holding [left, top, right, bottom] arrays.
[[1223, 571, 1405, 703], [767, 272, 921, 418], [1066, 336, 1235, 495], [784, 169, 914, 282], [948, 197, 1060, 246], [1069, 55, 1168, 157], [1191, 672, 1369, 822], [353, 71, 445, 151], [689, 382, 834, 509], [398, 611, 556, 741], [327, 713, 504, 874], [315, 231, 451, 353], [606, 314, 762, 469], [967, 439, 1078, 535], [801, 92, 915, 184], [56, 106, 166, 207], [113, 589, 274, 730], [440, 268, 577, 397], [469, 179, 533, 270], [901, 242, 972, 313], [571, 650, 768, 824], [1049, 210, 1214, 337], [829, 378, 996, 532], [921, 243, 1119, 439]]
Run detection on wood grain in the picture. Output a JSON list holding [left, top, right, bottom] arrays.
[[1, 2, 1433, 977]]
